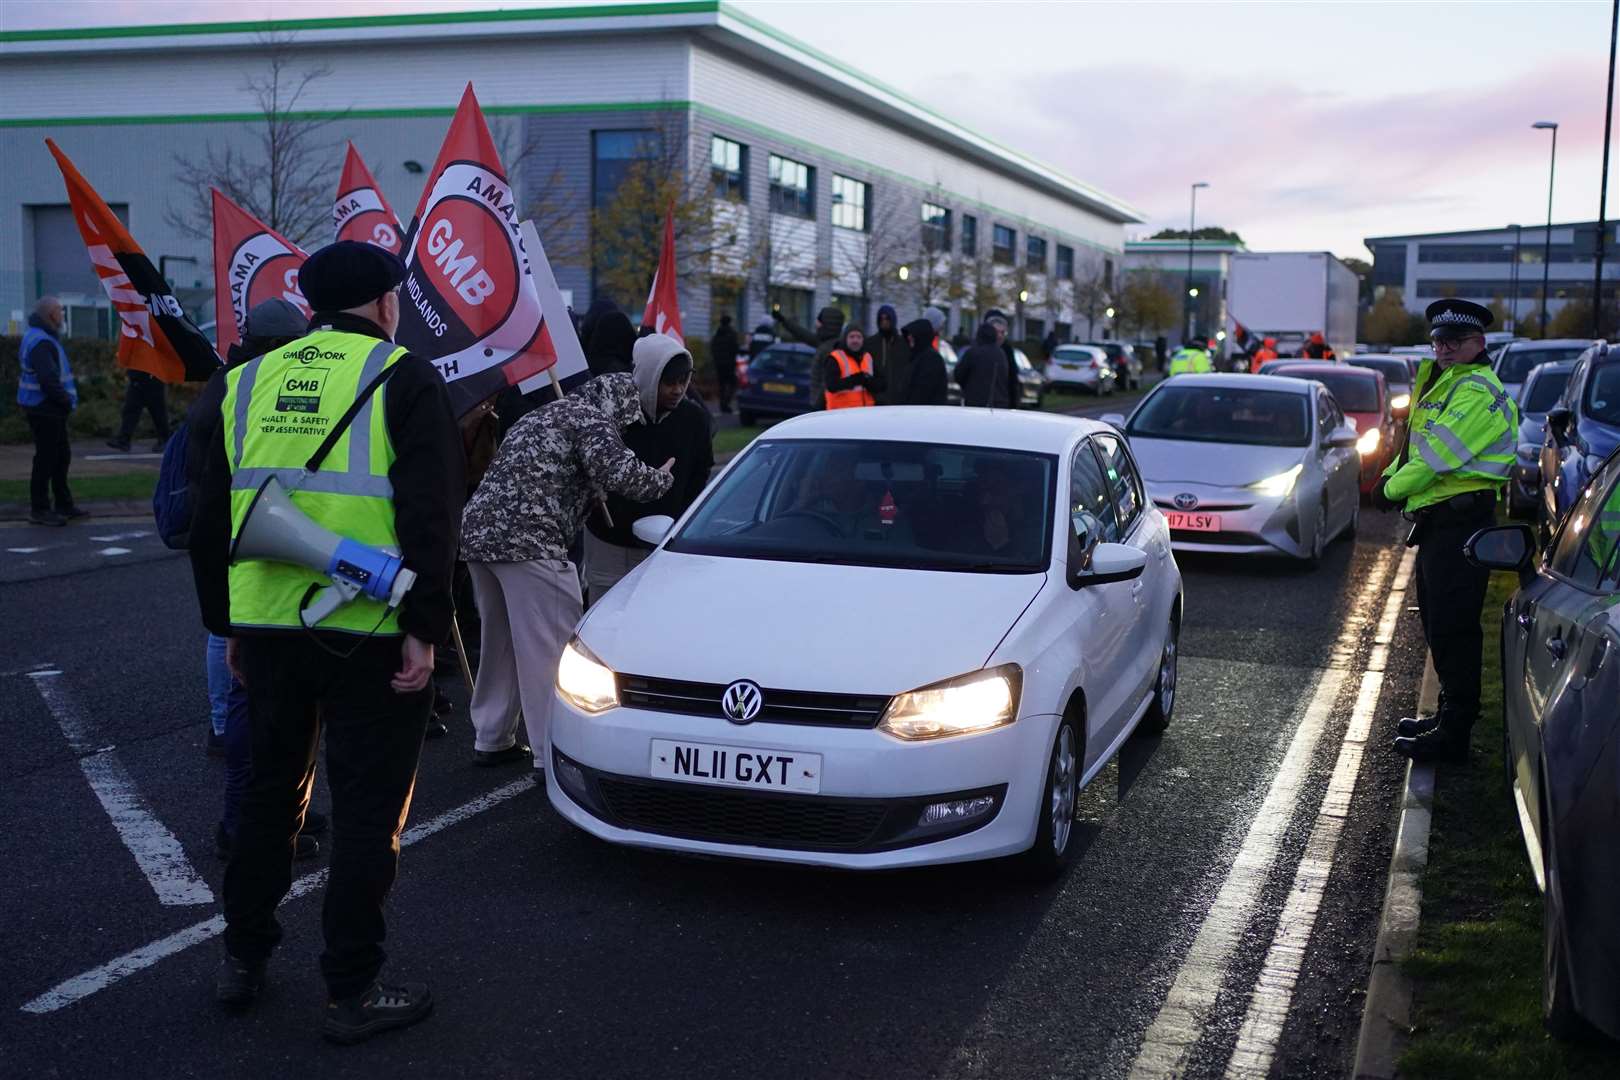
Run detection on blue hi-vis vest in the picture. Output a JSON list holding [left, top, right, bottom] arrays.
[[18, 325, 77, 410]]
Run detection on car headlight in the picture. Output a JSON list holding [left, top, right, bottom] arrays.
[[1390, 393, 1410, 411], [556, 637, 618, 714], [879, 663, 1022, 741], [1356, 428, 1382, 456], [1247, 463, 1303, 498]]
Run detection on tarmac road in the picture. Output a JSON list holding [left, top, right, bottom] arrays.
[[0, 505, 1425, 1079]]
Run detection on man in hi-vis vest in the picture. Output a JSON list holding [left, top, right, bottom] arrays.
[[190, 241, 462, 1043]]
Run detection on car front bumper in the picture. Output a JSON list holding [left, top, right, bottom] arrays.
[[547, 695, 1055, 868], [1147, 482, 1309, 558]]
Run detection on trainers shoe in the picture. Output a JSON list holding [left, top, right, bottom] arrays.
[[424, 719, 449, 740], [215, 955, 266, 1009], [1396, 714, 1440, 738], [59, 505, 90, 521], [28, 509, 67, 527], [473, 743, 533, 767], [323, 980, 433, 1045], [104, 437, 131, 452], [1393, 725, 1469, 764]]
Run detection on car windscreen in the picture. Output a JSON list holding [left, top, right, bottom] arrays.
[[749, 347, 810, 377], [1584, 364, 1620, 425], [1052, 347, 1098, 364], [1498, 346, 1587, 384], [668, 438, 1055, 573], [1128, 386, 1311, 447], [1349, 359, 1410, 386], [1522, 369, 1572, 413]]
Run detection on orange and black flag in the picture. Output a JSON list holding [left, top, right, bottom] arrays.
[[45, 139, 220, 382]]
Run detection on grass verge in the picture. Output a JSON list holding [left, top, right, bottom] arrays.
[[1399, 573, 1620, 1078], [713, 424, 766, 459], [0, 470, 156, 504]]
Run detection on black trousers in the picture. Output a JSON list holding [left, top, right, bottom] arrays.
[[1413, 493, 1495, 731], [714, 362, 737, 411], [115, 371, 169, 441], [223, 635, 431, 999], [25, 412, 72, 512]]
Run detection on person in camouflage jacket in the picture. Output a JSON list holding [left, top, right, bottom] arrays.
[[459, 372, 673, 771]]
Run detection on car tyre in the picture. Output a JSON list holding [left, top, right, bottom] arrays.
[[1542, 803, 1589, 1040], [1136, 614, 1179, 736], [1342, 495, 1359, 540], [1018, 715, 1081, 883], [1303, 499, 1328, 568]]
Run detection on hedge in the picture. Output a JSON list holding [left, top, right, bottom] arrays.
[[0, 335, 204, 444]]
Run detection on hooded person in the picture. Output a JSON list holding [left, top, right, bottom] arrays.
[[774, 303, 845, 409], [583, 334, 714, 603], [1302, 331, 1335, 360], [922, 305, 947, 342], [709, 314, 740, 413], [1250, 336, 1279, 373], [955, 318, 1015, 408], [577, 297, 619, 355], [901, 317, 948, 405], [869, 304, 910, 405], [584, 310, 637, 376], [748, 321, 776, 359], [459, 371, 673, 772], [823, 324, 880, 409]]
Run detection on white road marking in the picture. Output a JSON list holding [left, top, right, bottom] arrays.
[[96, 547, 133, 556], [1127, 548, 1398, 1079], [20, 776, 535, 1014], [7, 547, 45, 554], [88, 531, 152, 542], [29, 671, 214, 909], [84, 453, 161, 461], [1224, 549, 1416, 1078]]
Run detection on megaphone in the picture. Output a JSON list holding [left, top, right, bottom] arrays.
[[231, 475, 416, 629]]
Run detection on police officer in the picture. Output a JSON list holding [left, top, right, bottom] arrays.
[[1167, 336, 1213, 376], [1373, 298, 1518, 763], [190, 241, 463, 1042]]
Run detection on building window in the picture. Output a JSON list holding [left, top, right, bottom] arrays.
[[961, 214, 978, 257], [1026, 236, 1048, 272], [959, 308, 978, 338], [592, 129, 662, 207], [1103, 258, 1114, 289], [1055, 244, 1074, 280], [993, 224, 1016, 264], [710, 136, 747, 201], [1054, 320, 1072, 342], [831, 174, 869, 231], [769, 154, 815, 219], [768, 285, 814, 328], [921, 202, 951, 251]]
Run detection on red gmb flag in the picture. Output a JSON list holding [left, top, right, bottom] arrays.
[[641, 201, 684, 344], [211, 189, 311, 358], [44, 139, 219, 382], [333, 142, 403, 253], [396, 82, 549, 417]]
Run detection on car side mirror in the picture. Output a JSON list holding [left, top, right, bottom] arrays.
[[631, 515, 676, 546], [1464, 524, 1536, 587], [1099, 413, 1126, 430], [1546, 407, 1573, 446], [1327, 424, 1359, 449], [1067, 513, 1147, 588]]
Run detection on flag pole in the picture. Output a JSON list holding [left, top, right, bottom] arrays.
[[449, 607, 476, 691]]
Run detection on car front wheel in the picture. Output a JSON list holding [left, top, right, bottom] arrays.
[[1136, 614, 1179, 736], [1018, 715, 1080, 882], [1542, 804, 1587, 1039]]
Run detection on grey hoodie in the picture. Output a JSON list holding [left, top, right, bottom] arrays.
[[632, 332, 690, 423]]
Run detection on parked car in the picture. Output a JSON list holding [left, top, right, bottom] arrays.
[[1494, 339, 1596, 402], [1102, 373, 1360, 565], [1539, 343, 1620, 543], [550, 407, 1183, 878], [1466, 450, 1620, 1041], [1013, 347, 1047, 408], [1345, 355, 1415, 420], [736, 342, 815, 427], [1507, 359, 1578, 518], [1048, 344, 1117, 394], [1083, 341, 1143, 390], [1261, 362, 1393, 496]]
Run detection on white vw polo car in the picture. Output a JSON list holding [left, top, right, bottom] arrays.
[[549, 408, 1183, 878]]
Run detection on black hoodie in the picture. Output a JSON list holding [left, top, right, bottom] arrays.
[[955, 322, 1014, 408], [586, 311, 637, 375], [901, 318, 948, 405]]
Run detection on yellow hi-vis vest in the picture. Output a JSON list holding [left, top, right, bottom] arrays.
[[1168, 347, 1212, 376], [221, 330, 407, 634], [1381, 358, 1519, 512]]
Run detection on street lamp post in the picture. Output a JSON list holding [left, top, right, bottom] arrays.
[[1185, 181, 1209, 341], [1507, 224, 1522, 331], [1533, 121, 1559, 336], [1594, 0, 1618, 338]]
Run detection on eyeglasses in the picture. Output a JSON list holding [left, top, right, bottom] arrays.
[[1430, 336, 1481, 352]]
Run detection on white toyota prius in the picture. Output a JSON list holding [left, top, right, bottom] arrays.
[[549, 407, 1183, 878]]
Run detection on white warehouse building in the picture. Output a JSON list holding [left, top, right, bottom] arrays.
[[0, 1, 1141, 346]]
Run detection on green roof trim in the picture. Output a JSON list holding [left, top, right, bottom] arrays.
[[0, 100, 691, 128], [0, 1, 719, 43]]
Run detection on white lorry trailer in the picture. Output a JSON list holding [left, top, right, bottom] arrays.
[[1227, 251, 1359, 360]]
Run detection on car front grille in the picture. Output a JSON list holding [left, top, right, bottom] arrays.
[[596, 776, 890, 850], [617, 674, 889, 729]]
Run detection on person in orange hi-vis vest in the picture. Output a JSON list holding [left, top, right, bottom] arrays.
[[1251, 336, 1279, 373], [824, 325, 879, 409]]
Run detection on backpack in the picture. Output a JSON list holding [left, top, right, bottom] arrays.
[[152, 422, 193, 549]]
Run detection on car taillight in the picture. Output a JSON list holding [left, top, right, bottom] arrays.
[[1090, 358, 1101, 369]]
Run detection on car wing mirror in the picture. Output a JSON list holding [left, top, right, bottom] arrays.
[[1327, 424, 1359, 449], [1071, 542, 1148, 588], [1098, 413, 1126, 430], [1464, 524, 1535, 586], [1546, 407, 1574, 446], [631, 515, 677, 546]]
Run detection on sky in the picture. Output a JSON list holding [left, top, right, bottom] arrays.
[[6, 0, 1618, 261]]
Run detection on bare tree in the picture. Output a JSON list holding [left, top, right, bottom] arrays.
[[166, 36, 344, 248], [489, 116, 587, 268], [828, 195, 914, 327], [1069, 254, 1112, 340], [1115, 270, 1179, 342]]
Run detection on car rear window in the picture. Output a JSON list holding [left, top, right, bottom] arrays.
[[1498, 346, 1588, 384], [1128, 386, 1311, 447], [1348, 358, 1410, 386], [749, 347, 810, 377], [1053, 346, 1099, 363], [1585, 364, 1620, 425], [1266, 368, 1380, 412], [1522, 369, 1572, 413]]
